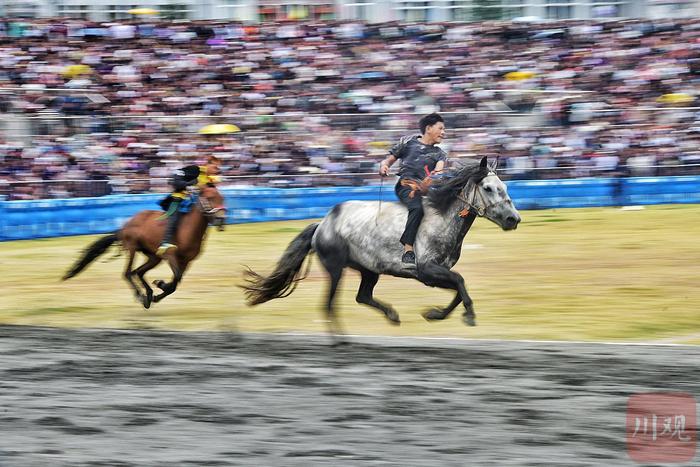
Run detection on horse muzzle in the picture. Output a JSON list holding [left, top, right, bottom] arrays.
[[503, 214, 520, 231], [486, 203, 520, 231]]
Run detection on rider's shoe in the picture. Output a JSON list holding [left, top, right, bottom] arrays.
[[156, 243, 177, 257], [401, 250, 417, 269]]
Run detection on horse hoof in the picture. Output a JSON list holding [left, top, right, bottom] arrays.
[[423, 308, 444, 321], [386, 310, 401, 325], [142, 298, 151, 309], [153, 280, 165, 290], [463, 314, 476, 326]]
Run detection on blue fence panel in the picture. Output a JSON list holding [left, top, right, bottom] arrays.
[[223, 185, 386, 224], [0, 193, 164, 241], [1, 176, 699, 241], [622, 176, 700, 205], [507, 178, 621, 209]]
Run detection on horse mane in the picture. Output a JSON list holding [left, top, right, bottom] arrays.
[[426, 158, 491, 212]]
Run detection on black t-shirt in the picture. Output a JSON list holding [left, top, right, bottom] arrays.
[[390, 134, 447, 181]]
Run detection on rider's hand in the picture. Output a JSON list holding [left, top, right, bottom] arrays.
[[379, 163, 389, 177]]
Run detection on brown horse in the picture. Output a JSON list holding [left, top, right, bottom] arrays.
[[62, 184, 226, 308]]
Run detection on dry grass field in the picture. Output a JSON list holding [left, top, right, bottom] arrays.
[[2, 204, 699, 343]]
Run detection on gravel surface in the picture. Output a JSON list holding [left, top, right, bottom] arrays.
[[1, 326, 698, 467]]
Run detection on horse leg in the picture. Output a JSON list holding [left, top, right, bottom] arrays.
[[422, 293, 462, 322], [123, 247, 146, 306], [316, 251, 347, 343], [355, 268, 400, 325], [152, 257, 186, 303], [325, 266, 345, 343], [416, 262, 476, 326], [133, 253, 162, 309]]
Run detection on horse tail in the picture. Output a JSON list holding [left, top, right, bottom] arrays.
[[242, 223, 319, 305], [62, 232, 120, 281]]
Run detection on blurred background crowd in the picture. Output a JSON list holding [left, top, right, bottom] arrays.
[[2, 17, 700, 199]]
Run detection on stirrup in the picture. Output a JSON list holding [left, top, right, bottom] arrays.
[[157, 243, 177, 256]]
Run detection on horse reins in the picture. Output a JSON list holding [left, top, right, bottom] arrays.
[[376, 175, 384, 225], [197, 195, 226, 221]]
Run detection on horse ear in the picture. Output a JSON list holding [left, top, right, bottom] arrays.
[[480, 156, 488, 169], [489, 157, 499, 172]]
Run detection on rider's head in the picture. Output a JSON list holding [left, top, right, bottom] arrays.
[[205, 155, 221, 176], [419, 113, 445, 145]]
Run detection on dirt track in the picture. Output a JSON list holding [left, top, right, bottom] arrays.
[[1, 326, 698, 466]]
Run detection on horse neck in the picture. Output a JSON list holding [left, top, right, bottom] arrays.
[[179, 206, 209, 243], [431, 196, 476, 242], [423, 196, 478, 264]]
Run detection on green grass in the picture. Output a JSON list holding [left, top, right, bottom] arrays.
[[2, 205, 700, 344]]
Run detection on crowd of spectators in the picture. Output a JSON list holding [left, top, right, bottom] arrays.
[[2, 17, 700, 199]]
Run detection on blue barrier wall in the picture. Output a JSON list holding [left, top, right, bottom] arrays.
[[1, 176, 699, 241]]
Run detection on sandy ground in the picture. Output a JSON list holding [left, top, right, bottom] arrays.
[[1, 326, 698, 467], [6, 207, 700, 344]]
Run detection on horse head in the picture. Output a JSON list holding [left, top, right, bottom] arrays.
[[461, 157, 520, 231], [198, 184, 227, 231]]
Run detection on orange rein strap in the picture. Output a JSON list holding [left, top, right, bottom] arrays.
[[400, 177, 433, 199], [400, 175, 472, 217]]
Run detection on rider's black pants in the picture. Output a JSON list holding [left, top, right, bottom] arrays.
[[162, 199, 182, 244], [395, 181, 424, 247]]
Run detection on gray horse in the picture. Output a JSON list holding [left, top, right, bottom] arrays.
[[242, 157, 521, 336]]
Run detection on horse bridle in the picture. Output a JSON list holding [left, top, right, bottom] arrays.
[[197, 193, 226, 223], [456, 172, 509, 217]]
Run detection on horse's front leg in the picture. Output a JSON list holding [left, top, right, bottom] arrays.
[[152, 256, 186, 303], [416, 262, 475, 326], [422, 293, 462, 322]]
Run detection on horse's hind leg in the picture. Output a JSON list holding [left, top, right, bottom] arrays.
[[325, 265, 345, 342], [316, 252, 347, 342], [123, 247, 146, 305], [133, 253, 162, 309], [356, 268, 400, 325], [417, 262, 475, 326]]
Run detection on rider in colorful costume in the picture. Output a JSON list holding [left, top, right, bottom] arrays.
[[157, 155, 221, 256]]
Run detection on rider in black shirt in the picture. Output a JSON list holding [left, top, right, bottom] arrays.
[[379, 113, 447, 268]]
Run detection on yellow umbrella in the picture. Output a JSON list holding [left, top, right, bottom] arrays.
[[504, 71, 537, 81], [198, 124, 241, 135], [657, 93, 694, 104], [62, 64, 92, 78], [127, 8, 159, 15]]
